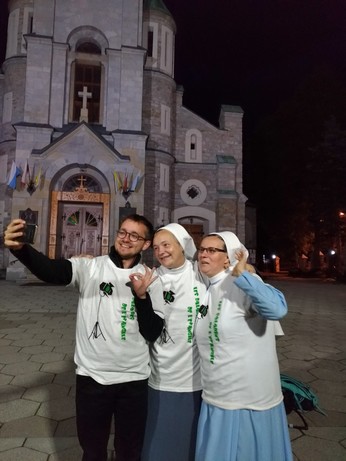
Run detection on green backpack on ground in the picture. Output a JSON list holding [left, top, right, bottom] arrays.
[[280, 373, 326, 430]]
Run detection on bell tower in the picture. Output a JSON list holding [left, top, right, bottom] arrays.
[[2, 0, 33, 136]]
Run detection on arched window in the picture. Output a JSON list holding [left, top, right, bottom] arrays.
[[63, 174, 102, 193], [67, 29, 108, 125], [76, 42, 101, 54], [72, 60, 102, 123], [185, 129, 202, 162], [143, 22, 158, 66], [190, 134, 197, 160]]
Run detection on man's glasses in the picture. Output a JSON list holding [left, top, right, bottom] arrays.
[[116, 229, 146, 242], [197, 247, 227, 255]]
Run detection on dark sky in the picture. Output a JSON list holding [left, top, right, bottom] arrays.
[[1, 0, 346, 131], [164, 0, 346, 131]]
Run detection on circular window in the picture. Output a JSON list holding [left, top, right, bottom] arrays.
[[180, 179, 207, 206]]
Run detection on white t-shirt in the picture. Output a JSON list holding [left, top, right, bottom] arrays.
[[149, 260, 206, 392], [195, 270, 286, 410], [69, 255, 163, 385]]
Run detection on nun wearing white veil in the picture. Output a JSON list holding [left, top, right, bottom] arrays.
[[194, 231, 293, 461], [140, 223, 206, 461]]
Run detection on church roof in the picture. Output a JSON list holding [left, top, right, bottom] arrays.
[[143, 0, 171, 15]]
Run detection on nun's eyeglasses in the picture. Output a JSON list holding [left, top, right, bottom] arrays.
[[197, 247, 227, 255]]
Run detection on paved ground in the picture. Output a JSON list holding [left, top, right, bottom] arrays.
[[0, 276, 345, 460]]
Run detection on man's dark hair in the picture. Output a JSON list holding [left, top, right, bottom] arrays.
[[120, 214, 154, 240]]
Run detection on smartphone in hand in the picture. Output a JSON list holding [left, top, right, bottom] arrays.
[[17, 223, 38, 244]]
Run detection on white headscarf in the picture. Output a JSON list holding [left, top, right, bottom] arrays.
[[157, 223, 196, 261], [212, 231, 249, 269]]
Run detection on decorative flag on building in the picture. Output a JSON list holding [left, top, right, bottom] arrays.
[[21, 160, 30, 187], [122, 171, 128, 193], [113, 170, 122, 193], [113, 168, 144, 194], [34, 165, 42, 187], [131, 170, 143, 192], [7, 161, 21, 189]]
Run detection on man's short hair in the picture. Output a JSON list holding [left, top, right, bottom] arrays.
[[120, 214, 154, 241]]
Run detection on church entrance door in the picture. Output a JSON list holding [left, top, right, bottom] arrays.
[[59, 203, 103, 258], [181, 224, 204, 249], [49, 189, 110, 259]]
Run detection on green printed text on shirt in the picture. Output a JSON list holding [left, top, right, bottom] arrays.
[[208, 321, 215, 364], [208, 300, 222, 362], [193, 286, 200, 315], [187, 306, 193, 343], [130, 298, 135, 320], [213, 300, 222, 342], [121, 303, 127, 340]]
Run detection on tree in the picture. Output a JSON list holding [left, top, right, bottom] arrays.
[[244, 67, 346, 268], [305, 116, 346, 271]]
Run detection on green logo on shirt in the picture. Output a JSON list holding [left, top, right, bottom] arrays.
[[100, 282, 114, 296], [163, 290, 175, 303]]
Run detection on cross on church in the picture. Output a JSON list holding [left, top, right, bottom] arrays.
[[78, 86, 92, 122], [75, 175, 88, 191]]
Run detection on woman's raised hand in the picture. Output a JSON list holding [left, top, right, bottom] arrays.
[[129, 264, 158, 299]]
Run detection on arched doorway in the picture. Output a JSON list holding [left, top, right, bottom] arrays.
[[49, 173, 110, 258], [179, 217, 206, 249]]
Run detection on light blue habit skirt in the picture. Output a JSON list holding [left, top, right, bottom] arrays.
[[141, 387, 202, 461], [195, 400, 293, 461]]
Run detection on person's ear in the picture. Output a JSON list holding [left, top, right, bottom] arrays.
[[142, 240, 152, 251], [224, 256, 230, 269]]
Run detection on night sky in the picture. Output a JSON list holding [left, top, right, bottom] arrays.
[[164, 0, 346, 131]]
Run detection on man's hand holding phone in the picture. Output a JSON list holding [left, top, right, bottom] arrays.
[[4, 219, 37, 250], [17, 222, 37, 244]]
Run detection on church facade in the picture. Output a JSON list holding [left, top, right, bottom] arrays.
[[0, 0, 248, 279]]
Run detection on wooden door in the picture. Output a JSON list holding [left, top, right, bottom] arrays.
[[181, 224, 204, 249], [60, 204, 103, 258]]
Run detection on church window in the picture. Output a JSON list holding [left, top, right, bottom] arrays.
[[3, 92, 13, 123], [6, 9, 19, 58], [67, 211, 80, 226], [63, 174, 102, 193], [160, 26, 173, 75], [161, 104, 171, 135], [159, 164, 170, 192], [21, 7, 34, 53], [190, 135, 197, 160], [76, 42, 101, 55], [143, 22, 158, 65], [185, 129, 202, 163], [72, 62, 101, 124], [0, 156, 7, 183], [158, 207, 169, 227], [147, 29, 154, 57], [85, 211, 98, 227], [67, 31, 107, 125]]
